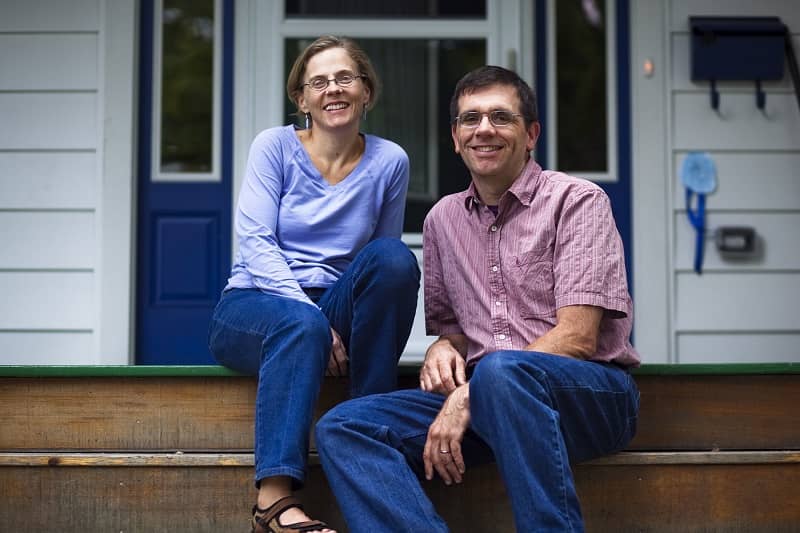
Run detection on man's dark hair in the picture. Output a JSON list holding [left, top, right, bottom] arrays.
[[449, 65, 539, 127]]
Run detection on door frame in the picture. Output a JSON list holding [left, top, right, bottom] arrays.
[[630, 0, 670, 362], [98, 0, 138, 364], [232, 0, 537, 233]]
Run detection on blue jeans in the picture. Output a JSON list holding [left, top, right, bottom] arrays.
[[208, 238, 420, 487], [316, 350, 640, 532]]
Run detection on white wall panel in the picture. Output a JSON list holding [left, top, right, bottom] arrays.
[[674, 212, 800, 271], [0, 0, 99, 32], [0, 34, 98, 91], [677, 332, 800, 363], [0, 153, 95, 209], [671, 0, 800, 31], [673, 93, 800, 151], [0, 272, 94, 330], [400, 246, 435, 364], [662, 0, 800, 363], [675, 272, 800, 331], [97, 0, 136, 364], [672, 152, 800, 211], [0, 93, 97, 150], [671, 34, 798, 91], [631, 0, 671, 362], [0, 332, 96, 365], [0, 212, 95, 269]]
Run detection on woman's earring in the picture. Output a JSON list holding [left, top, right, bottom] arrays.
[[304, 113, 310, 129], [362, 105, 367, 121]]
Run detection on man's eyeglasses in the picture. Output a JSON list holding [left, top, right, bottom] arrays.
[[301, 73, 366, 92], [455, 110, 522, 128]]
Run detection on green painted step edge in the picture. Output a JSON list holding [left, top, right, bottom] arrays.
[[0, 362, 798, 378]]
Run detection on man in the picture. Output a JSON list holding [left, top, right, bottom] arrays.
[[315, 65, 640, 532]]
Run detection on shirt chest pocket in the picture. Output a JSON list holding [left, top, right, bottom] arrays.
[[513, 247, 556, 318]]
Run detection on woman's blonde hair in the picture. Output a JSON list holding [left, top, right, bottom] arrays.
[[286, 35, 381, 113]]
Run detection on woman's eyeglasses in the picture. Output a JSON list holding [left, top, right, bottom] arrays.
[[301, 73, 366, 92], [455, 110, 522, 128]]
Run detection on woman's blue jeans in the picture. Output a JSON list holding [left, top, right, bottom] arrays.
[[207, 238, 420, 487], [316, 351, 640, 532]]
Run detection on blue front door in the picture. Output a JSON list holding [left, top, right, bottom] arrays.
[[135, 0, 233, 364]]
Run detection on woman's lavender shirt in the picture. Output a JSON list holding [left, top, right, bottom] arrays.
[[226, 125, 410, 306]]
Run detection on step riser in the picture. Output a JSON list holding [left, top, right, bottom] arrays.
[[3, 371, 799, 531], [2, 374, 799, 451], [2, 462, 798, 532]]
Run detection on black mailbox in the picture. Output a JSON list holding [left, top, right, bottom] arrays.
[[689, 16, 798, 111]]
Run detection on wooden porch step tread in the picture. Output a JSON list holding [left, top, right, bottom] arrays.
[[1, 362, 798, 377], [3, 450, 799, 467]]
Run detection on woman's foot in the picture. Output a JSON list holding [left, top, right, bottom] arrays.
[[252, 496, 335, 533]]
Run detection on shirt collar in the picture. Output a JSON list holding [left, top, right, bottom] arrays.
[[507, 158, 542, 206], [463, 181, 481, 211], [462, 158, 543, 211]]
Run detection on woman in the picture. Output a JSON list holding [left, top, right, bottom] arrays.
[[208, 36, 420, 533]]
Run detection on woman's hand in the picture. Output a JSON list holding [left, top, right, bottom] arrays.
[[423, 383, 470, 485], [326, 327, 348, 377], [420, 337, 467, 395]]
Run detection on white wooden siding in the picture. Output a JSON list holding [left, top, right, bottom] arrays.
[[676, 273, 800, 331], [0, 332, 96, 365], [672, 152, 800, 211], [0, 0, 102, 365], [0, 153, 96, 209], [673, 94, 800, 151], [0, 0, 99, 32], [0, 212, 95, 269], [674, 212, 800, 271], [0, 272, 95, 330], [666, 0, 800, 363], [0, 93, 97, 150], [0, 34, 98, 91], [677, 333, 800, 363]]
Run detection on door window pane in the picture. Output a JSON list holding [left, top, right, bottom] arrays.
[[555, 0, 607, 172], [284, 38, 485, 231], [159, 0, 216, 174], [286, 0, 485, 18]]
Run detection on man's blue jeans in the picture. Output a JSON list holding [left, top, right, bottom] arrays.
[[208, 238, 420, 487], [316, 350, 640, 532]]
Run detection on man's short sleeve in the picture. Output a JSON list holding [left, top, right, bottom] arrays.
[[552, 188, 630, 317]]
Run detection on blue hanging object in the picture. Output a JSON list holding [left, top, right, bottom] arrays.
[[681, 152, 717, 274]]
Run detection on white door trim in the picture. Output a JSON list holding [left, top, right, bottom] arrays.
[[630, 0, 671, 362], [98, 0, 138, 363]]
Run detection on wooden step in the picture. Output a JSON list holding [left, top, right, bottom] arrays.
[[1, 363, 799, 531], [1, 450, 798, 532], [1, 364, 799, 451]]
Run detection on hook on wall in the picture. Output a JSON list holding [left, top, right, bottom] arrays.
[[755, 79, 766, 111], [710, 79, 720, 111]]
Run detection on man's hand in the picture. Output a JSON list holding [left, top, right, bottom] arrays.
[[420, 336, 467, 395], [326, 327, 348, 377], [423, 383, 470, 485]]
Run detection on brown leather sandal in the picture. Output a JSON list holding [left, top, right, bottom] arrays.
[[251, 496, 331, 533]]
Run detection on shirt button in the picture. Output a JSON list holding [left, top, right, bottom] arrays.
[[496, 301, 502, 306], [498, 334, 506, 340], [491, 225, 498, 232], [491, 265, 498, 272]]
